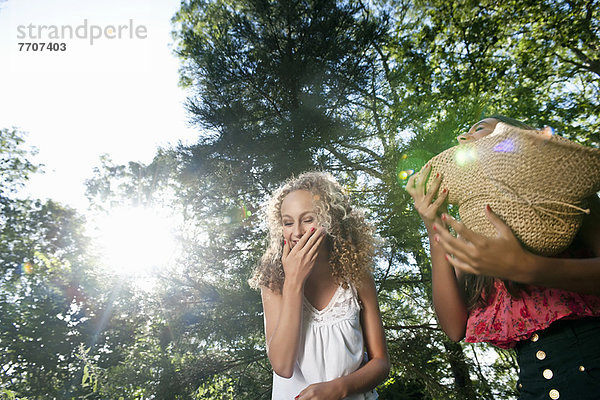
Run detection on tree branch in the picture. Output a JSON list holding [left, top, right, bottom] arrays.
[[324, 145, 383, 179]]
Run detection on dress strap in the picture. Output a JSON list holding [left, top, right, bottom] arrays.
[[348, 282, 363, 310]]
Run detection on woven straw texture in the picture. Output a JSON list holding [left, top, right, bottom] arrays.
[[422, 122, 600, 256]]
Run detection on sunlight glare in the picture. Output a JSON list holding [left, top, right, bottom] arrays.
[[94, 206, 178, 276]]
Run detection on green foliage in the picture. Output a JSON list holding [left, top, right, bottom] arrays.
[[3, 0, 599, 399], [194, 375, 235, 399], [173, 0, 388, 183], [0, 132, 156, 400], [0, 130, 102, 399], [0, 128, 38, 197], [85, 151, 177, 211], [78, 346, 100, 393], [378, 376, 432, 399], [166, 0, 599, 397], [407, 0, 600, 144], [0, 389, 28, 400]]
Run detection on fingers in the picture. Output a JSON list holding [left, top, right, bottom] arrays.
[[440, 206, 511, 242], [290, 226, 326, 255], [407, 164, 447, 210], [296, 383, 318, 399], [406, 173, 417, 196], [296, 386, 308, 399], [431, 187, 448, 211], [282, 238, 290, 259], [292, 226, 318, 252], [416, 164, 431, 196], [424, 171, 443, 203], [306, 230, 326, 259], [444, 253, 479, 276], [433, 221, 475, 264], [307, 227, 325, 245], [484, 205, 512, 237], [406, 164, 430, 195], [440, 213, 481, 245]]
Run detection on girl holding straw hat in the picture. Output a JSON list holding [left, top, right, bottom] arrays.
[[407, 116, 600, 399]]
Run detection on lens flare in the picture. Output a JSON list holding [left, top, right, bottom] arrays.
[[21, 262, 34, 275], [398, 169, 415, 180], [396, 149, 434, 186], [493, 139, 516, 153], [240, 202, 252, 219], [455, 148, 478, 166], [223, 201, 253, 225]]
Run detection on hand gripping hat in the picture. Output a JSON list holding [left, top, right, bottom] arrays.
[[422, 122, 600, 255]]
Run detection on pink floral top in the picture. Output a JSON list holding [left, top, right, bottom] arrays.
[[465, 280, 600, 348], [465, 234, 600, 349]]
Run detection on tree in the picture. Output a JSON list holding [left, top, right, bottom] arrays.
[[169, 0, 599, 398], [170, 0, 487, 397], [0, 129, 150, 400], [174, 0, 389, 182], [0, 129, 91, 398], [11, 0, 595, 398], [403, 0, 599, 143]]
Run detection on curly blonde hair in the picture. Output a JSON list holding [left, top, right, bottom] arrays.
[[249, 171, 376, 293]]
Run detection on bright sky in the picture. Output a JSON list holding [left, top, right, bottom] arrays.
[[0, 0, 199, 210]]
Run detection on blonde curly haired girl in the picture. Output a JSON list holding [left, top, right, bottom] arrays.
[[251, 171, 389, 400], [251, 171, 376, 293]]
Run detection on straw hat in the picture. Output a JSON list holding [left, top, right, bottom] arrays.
[[422, 122, 600, 255]]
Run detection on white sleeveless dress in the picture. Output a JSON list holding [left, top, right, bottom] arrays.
[[271, 284, 378, 400]]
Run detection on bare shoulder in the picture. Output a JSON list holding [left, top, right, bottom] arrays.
[[356, 273, 378, 305], [355, 273, 389, 364], [260, 285, 281, 304]]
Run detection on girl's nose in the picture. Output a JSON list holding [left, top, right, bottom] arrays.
[[457, 133, 472, 142], [292, 224, 304, 238]]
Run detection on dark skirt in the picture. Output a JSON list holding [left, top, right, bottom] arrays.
[[515, 317, 600, 400]]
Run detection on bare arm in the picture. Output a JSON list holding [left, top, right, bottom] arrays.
[[436, 201, 600, 295], [261, 284, 303, 378], [406, 166, 468, 342], [296, 274, 390, 399], [262, 227, 326, 378], [429, 225, 469, 341]]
